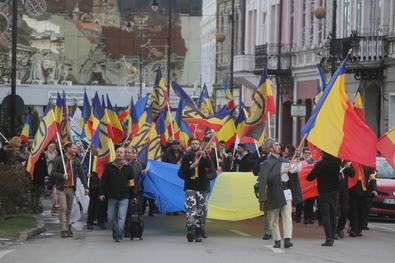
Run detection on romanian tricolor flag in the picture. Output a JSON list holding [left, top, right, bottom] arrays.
[[53, 92, 63, 129], [377, 127, 395, 170], [124, 97, 138, 140], [173, 99, 192, 141], [241, 64, 276, 141], [20, 113, 31, 143], [106, 94, 124, 143], [223, 79, 235, 109], [216, 115, 236, 148], [301, 53, 377, 168], [26, 101, 58, 178], [353, 79, 366, 123], [317, 64, 330, 90], [91, 95, 115, 178]]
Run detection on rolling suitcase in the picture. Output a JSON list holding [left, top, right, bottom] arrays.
[[129, 202, 144, 240]]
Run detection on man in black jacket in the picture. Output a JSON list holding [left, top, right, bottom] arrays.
[[179, 138, 214, 242], [99, 147, 136, 242], [232, 143, 254, 172]]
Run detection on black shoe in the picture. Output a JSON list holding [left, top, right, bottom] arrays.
[[295, 219, 301, 223], [201, 229, 207, 238], [349, 231, 357, 237], [262, 234, 271, 240], [362, 226, 369, 230], [166, 212, 171, 216], [273, 241, 281, 248], [87, 225, 93, 230], [284, 238, 293, 248], [356, 232, 363, 237], [195, 228, 202, 242], [187, 228, 194, 242], [321, 238, 333, 246], [149, 214, 155, 217], [173, 212, 180, 216], [338, 230, 344, 238]]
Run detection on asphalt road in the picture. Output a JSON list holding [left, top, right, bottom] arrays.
[[0, 198, 394, 263]]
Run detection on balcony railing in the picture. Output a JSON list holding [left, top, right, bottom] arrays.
[[255, 43, 296, 70], [322, 36, 388, 62]]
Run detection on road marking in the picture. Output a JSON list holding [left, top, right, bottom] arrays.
[[229, 230, 251, 237], [0, 250, 15, 259], [264, 245, 285, 253]]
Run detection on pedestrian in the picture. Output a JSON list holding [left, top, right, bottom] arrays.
[[258, 138, 301, 248], [336, 160, 355, 239], [50, 142, 89, 238], [306, 151, 341, 246], [231, 143, 254, 172], [99, 147, 136, 242], [85, 145, 107, 230], [348, 165, 377, 237], [179, 137, 215, 242]]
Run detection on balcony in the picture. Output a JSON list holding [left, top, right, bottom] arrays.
[[255, 43, 295, 71], [334, 36, 387, 62], [321, 35, 388, 80]]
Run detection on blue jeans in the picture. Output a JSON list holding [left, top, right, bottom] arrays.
[[108, 198, 129, 240]]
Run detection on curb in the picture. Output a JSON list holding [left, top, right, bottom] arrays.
[[16, 216, 46, 242]]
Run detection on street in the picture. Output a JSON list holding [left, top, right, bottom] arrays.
[[0, 198, 394, 263]]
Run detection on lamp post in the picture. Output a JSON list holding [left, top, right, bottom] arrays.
[[151, 0, 171, 95], [126, 11, 145, 96], [10, 0, 18, 136]]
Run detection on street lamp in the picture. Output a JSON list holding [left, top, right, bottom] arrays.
[[125, 10, 146, 96], [150, 0, 171, 95]]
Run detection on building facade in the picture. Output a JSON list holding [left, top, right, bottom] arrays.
[[236, 0, 395, 145]]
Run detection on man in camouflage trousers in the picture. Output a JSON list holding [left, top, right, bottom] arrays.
[[179, 138, 215, 242]]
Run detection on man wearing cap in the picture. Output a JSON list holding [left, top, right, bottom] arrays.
[[258, 138, 301, 248], [163, 139, 184, 165], [50, 142, 89, 238]]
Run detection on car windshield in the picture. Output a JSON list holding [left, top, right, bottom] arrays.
[[376, 160, 395, 179]]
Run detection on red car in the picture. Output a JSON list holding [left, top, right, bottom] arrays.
[[370, 157, 395, 217]]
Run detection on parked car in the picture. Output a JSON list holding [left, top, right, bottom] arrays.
[[370, 157, 395, 217]]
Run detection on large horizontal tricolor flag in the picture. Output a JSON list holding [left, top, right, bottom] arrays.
[[377, 127, 395, 170], [26, 101, 58, 178], [301, 52, 377, 168], [353, 79, 366, 123], [20, 113, 31, 143], [241, 64, 276, 141]]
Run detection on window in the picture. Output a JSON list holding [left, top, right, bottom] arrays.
[[343, 0, 350, 37]]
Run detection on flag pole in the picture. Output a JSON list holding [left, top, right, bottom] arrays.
[[268, 111, 271, 138], [56, 132, 67, 174], [287, 133, 307, 167], [80, 141, 92, 164], [254, 143, 261, 158], [87, 148, 92, 187], [167, 104, 174, 139], [0, 132, 9, 142], [198, 130, 219, 162]]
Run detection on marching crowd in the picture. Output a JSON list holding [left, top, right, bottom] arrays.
[[0, 135, 377, 246]]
